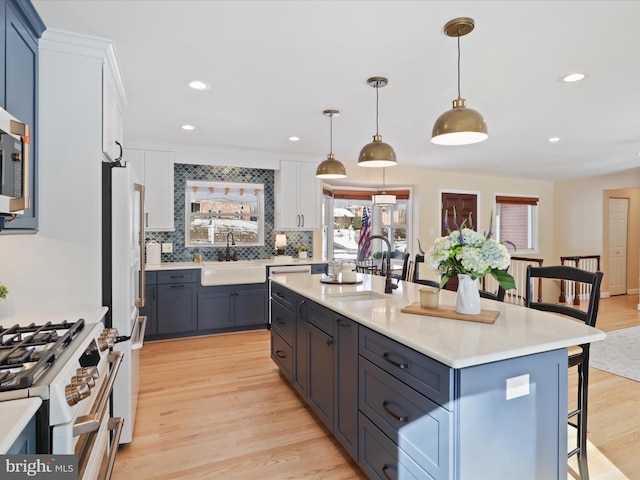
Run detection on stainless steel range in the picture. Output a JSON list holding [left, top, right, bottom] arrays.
[[0, 309, 123, 480]]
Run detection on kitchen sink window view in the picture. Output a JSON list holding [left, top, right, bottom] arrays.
[[185, 180, 265, 247], [322, 188, 410, 261]]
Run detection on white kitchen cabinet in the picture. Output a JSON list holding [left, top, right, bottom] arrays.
[[275, 160, 320, 230], [102, 64, 124, 163], [124, 148, 174, 231]]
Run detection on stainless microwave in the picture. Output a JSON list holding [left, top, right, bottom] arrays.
[[0, 106, 30, 216]]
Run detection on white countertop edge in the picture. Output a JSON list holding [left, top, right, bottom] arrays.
[[271, 275, 606, 369], [1, 307, 108, 325], [0, 397, 42, 454]]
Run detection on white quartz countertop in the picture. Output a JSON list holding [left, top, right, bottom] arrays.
[[145, 259, 326, 271], [0, 397, 42, 453], [271, 274, 606, 369]]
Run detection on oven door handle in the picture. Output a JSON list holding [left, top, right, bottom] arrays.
[[73, 352, 124, 437], [102, 417, 124, 480]]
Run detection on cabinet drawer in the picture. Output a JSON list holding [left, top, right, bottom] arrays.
[[271, 330, 293, 382], [271, 299, 295, 346], [157, 269, 198, 284], [145, 271, 157, 284], [359, 326, 452, 407], [271, 282, 296, 311], [359, 358, 450, 478], [359, 413, 435, 480], [308, 301, 334, 337], [311, 263, 327, 275]]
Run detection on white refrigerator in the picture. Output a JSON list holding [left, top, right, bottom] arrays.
[[103, 161, 147, 444]]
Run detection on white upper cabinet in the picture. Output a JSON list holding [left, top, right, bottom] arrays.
[[275, 160, 321, 230], [102, 64, 124, 163], [124, 148, 174, 231]]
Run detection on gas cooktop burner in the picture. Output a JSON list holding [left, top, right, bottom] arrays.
[[0, 319, 85, 391]]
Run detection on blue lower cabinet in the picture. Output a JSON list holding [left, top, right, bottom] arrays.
[[197, 284, 268, 331], [157, 283, 197, 335], [271, 330, 293, 382], [307, 323, 334, 430], [359, 413, 434, 480], [334, 316, 358, 459]]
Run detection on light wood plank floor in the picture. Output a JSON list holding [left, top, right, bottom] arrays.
[[112, 295, 640, 480]]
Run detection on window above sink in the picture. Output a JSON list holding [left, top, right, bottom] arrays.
[[185, 180, 265, 248]]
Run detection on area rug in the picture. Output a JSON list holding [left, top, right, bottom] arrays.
[[590, 326, 640, 382]]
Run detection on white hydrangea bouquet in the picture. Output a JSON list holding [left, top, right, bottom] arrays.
[[425, 210, 516, 291]]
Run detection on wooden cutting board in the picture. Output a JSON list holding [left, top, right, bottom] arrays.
[[401, 302, 499, 324]]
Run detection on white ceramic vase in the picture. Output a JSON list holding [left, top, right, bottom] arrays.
[[456, 274, 481, 315]]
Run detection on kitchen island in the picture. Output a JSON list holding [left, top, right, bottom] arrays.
[[269, 273, 605, 480]]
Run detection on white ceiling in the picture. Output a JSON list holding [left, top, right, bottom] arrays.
[[32, 0, 640, 181]]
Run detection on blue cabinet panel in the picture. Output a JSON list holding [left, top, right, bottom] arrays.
[[197, 291, 233, 330], [157, 283, 197, 334], [307, 323, 333, 430], [334, 315, 358, 459]]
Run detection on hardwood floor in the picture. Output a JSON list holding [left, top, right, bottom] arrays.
[[112, 295, 640, 480]]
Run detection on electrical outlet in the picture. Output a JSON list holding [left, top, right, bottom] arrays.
[[161, 243, 173, 253]]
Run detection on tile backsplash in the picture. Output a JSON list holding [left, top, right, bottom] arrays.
[[146, 163, 313, 262]]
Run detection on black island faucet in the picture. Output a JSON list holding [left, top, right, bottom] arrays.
[[360, 234, 397, 294]]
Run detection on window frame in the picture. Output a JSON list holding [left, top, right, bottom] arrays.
[[494, 194, 539, 254], [323, 186, 412, 260], [184, 180, 265, 248]]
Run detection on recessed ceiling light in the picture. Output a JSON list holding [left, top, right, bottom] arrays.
[[561, 73, 586, 83], [188, 80, 210, 90], [288, 136, 300, 142], [181, 124, 195, 131], [548, 137, 560, 143]]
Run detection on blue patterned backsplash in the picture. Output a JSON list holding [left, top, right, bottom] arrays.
[[145, 163, 314, 263]]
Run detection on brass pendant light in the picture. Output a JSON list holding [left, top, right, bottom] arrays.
[[372, 167, 396, 208], [316, 109, 347, 179], [358, 77, 397, 167], [431, 17, 488, 146]]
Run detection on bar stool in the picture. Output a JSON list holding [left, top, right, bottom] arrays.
[[525, 265, 603, 480]]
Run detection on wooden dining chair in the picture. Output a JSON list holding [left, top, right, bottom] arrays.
[[525, 265, 603, 480], [381, 251, 410, 281], [479, 285, 506, 302]]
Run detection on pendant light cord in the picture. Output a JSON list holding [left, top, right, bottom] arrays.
[[375, 84, 380, 135], [457, 31, 462, 99], [329, 113, 333, 155]]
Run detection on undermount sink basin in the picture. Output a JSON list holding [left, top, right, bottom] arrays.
[[200, 262, 266, 286], [328, 291, 388, 302]]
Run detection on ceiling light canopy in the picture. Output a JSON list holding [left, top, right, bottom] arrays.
[[181, 124, 195, 131], [316, 109, 347, 179], [432, 17, 488, 146], [358, 77, 397, 167]]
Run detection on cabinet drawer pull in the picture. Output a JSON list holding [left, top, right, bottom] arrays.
[[327, 339, 334, 346], [170, 284, 185, 288], [383, 352, 409, 369], [299, 300, 306, 319], [301, 214, 304, 227], [382, 401, 409, 423], [275, 318, 286, 325], [382, 464, 395, 480], [337, 319, 351, 328], [170, 275, 185, 279], [275, 350, 287, 359], [275, 292, 285, 298]]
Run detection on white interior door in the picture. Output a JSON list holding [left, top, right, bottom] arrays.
[[608, 197, 628, 296]]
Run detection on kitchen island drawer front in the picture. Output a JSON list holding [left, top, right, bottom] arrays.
[[157, 269, 198, 284], [271, 331, 293, 381], [307, 300, 334, 337], [360, 326, 452, 407], [271, 298, 295, 346], [359, 413, 435, 480], [360, 357, 450, 478], [271, 282, 296, 310]]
